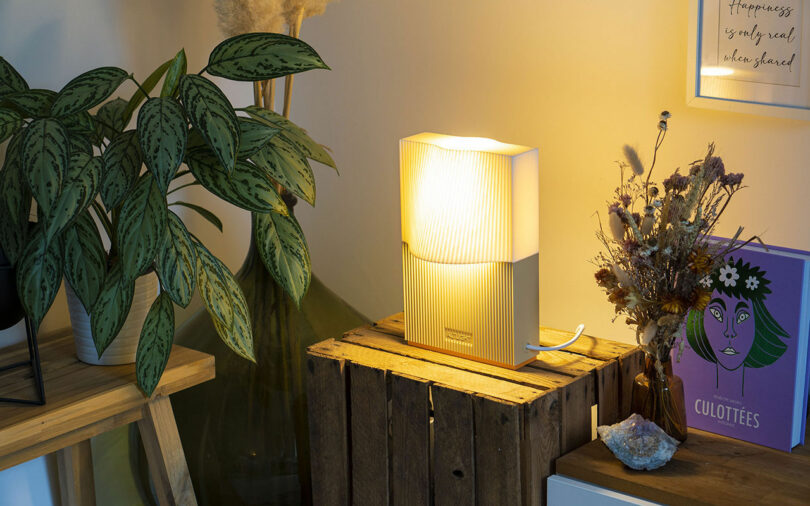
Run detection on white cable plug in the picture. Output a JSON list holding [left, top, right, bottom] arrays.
[[525, 323, 585, 352]]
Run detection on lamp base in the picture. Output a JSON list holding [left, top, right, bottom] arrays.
[[407, 340, 538, 370], [402, 243, 539, 368]]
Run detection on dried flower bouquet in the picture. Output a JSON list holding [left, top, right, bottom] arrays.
[[594, 112, 759, 375]]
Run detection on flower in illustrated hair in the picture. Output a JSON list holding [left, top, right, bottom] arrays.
[[699, 275, 713, 288], [659, 110, 671, 120], [745, 275, 759, 290], [718, 264, 739, 287], [623, 145, 645, 176]]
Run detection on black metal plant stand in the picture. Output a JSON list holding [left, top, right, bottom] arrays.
[[0, 255, 46, 405], [0, 315, 45, 405]]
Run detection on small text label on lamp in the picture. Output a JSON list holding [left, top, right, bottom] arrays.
[[400, 133, 582, 368]]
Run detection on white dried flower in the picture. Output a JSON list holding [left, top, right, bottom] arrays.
[[215, 0, 286, 35], [641, 321, 658, 346], [623, 145, 644, 176], [608, 210, 625, 242], [612, 264, 631, 287], [641, 215, 654, 235], [283, 0, 338, 24]]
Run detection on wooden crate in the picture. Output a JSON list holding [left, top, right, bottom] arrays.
[[307, 313, 644, 505]]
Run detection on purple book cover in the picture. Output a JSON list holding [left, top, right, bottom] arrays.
[[671, 240, 810, 452]]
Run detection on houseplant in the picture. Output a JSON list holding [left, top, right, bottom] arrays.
[[593, 112, 757, 441], [0, 31, 331, 395], [169, 2, 368, 504]]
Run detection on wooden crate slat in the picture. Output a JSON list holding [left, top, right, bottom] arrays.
[[348, 362, 389, 505], [537, 326, 635, 361], [558, 374, 593, 454], [391, 372, 430, 506], [432, 384, 475, 506], [618, 349, 645, 419], [343, 328, 572, 390], [473, 395, 522, 506], [526, 350, 605, 377], [520, 390, 560, 506], [306, 353, 350, 506], [595, 360, 619, 426], [310, 339, 545, 405], [372, 313, 406, 337]]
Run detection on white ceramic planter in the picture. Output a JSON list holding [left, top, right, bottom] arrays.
[[66, 272, 159, 365]]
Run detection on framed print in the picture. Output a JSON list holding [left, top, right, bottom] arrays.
[[687, 0, 810, 120]]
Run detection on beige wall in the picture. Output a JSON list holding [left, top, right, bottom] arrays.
[[2, 0, 809, 349]]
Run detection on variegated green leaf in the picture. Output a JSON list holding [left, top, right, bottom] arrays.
[[123, 59, 171, 126], [62, 110, 96, 137], [254, 211, 311, 307], [136, 291, 175, 395], [22, 118, 69, 216], [160, 49, 187, 98], [251, 134, 315, 205], [179, 74, 239, 174], [69, 134, 93, 156], [243, 105, 336, 170], [96, 97, 128, 141], [3, 89, 56, 118], [45, 153, 102, 242], [186, 146, 285, 214], [168, 201, 223, 232], [117, 173, 167, 281], [0, 135, 30, 265], [101, 130, 142, 209], [51, 66, 128, 118], [194, 241, 254, 361], [237, 117, 279, 158], [62, 211, 106, 311], [0, 108, 22, 143], [91, 262, 134, 357], [206, 33, 329, 81], [194, 241, 233, 329], [156, 211, 196, 308], [137, 97, 187, 194], [0, 57, 28, 97], [210, 268, 255, 362], [16, 228, 63, 332]]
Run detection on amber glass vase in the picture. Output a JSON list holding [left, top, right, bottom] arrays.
[[169, 221, 368, 505], [631, 355, 688, 442]]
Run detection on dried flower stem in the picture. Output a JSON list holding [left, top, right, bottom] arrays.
[[282, 7, 305, 118], [263, 79, 275, 110]]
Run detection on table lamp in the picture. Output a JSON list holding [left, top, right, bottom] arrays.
[[400, 132, 583, 369]]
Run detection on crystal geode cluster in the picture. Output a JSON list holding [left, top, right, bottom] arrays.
[[597, 414, 680, 470]]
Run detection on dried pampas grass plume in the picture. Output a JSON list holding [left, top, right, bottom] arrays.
[[283, 0, 338, 23], [215, 0, 286, 36]]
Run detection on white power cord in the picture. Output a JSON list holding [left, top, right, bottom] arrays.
[[525, 323, 585, 352]]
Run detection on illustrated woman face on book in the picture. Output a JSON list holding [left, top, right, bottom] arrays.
[[686, 258, 790, 395]]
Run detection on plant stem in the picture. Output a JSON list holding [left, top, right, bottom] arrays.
[[282, 8, 305, 119], [91, 200, 114, 249], [129, 75, 150, 101], [253, 82, 262, 107]]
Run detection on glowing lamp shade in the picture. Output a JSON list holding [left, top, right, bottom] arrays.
[[400, 133, 539, 368]]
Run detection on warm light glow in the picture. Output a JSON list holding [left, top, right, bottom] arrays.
[[701, 66, 735, 77], [400, 132, 538, 264]]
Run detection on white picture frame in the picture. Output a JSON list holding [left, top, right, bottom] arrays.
[[687, 0, 810, 120]]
